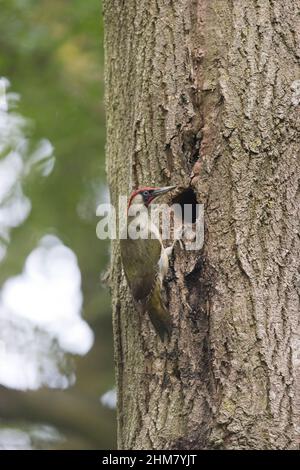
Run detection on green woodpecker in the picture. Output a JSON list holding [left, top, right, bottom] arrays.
[[120, 186, 176, 341]]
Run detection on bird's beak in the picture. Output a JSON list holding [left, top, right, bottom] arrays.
[[151, 186, 176, 200]]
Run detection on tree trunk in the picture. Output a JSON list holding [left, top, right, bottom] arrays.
[[103, 0, 300, 449]]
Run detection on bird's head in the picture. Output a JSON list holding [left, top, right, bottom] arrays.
[[128, 186, 176, 211]]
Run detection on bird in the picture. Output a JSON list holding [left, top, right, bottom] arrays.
[[120, 186, 176, 341]]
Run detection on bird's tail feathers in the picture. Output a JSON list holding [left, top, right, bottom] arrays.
[[146, 279, 172, 341]]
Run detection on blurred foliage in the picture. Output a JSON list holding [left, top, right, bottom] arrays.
[[0, 0, 115, 449]]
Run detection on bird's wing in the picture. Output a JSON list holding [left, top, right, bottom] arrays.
[[120, 236, 162, 301], [146, 277, 172, 341]]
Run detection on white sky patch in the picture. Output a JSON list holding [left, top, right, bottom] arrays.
[[24, 138, 55, 177], [0, 77, 55, 262], [0, 152, 31, 236], [0, 429, 32, 450], [0, 235, 94, 390], [0, 425, 62, 450], [100, 388, 117, 410], [0, 77, 9, 111]]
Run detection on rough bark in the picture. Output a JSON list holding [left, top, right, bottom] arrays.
[[103, 0, 300, 449]]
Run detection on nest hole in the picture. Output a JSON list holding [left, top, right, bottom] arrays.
[[172, 188, 199, 224]]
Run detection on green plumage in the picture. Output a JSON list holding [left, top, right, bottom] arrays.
[[145, 276, 172, 341], [120, 236, 172, 341]]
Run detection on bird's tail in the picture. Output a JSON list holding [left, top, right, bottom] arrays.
[[146, 278, 172, 341]]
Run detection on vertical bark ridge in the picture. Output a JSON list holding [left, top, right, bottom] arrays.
[[201, 0, 300, 448]]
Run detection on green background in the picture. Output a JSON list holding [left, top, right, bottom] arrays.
[[0, 0, 115, 449]]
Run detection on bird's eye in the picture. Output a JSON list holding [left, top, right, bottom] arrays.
[[143, 190, 149, 197]]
